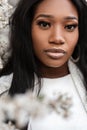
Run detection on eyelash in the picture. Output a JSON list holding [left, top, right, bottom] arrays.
[[36, 20, 78, 31], [65, 24, 78, 32], [36, 21, 51, 29]]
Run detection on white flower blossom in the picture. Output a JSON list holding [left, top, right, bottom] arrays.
[[0, 91, 73, 130]]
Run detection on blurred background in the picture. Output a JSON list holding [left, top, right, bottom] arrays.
[[0, 0, 19, 70], [8, 0, 18, 6]]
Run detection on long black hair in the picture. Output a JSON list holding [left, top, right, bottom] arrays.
[[0, 0, 87, 95]]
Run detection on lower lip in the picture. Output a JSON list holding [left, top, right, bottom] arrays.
[[45, 52, 66, 59]]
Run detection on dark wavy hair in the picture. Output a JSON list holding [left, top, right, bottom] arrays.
[[0, 0, 87, 95]]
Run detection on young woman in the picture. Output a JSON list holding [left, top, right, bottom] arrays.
[[0, 0, 87, 129]]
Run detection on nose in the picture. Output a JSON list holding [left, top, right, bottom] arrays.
[[49, 26, 65, 45]]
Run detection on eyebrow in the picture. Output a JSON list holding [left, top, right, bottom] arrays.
[[34, 14, 54, 20], [64, 16, 78, 21], [34, 14, 78, 21]]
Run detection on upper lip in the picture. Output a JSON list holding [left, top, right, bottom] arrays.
[[44, 48, 66, 53]]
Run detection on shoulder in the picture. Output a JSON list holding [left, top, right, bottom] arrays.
[[0, 73, 13, 97], [68, 59, 84, 81]]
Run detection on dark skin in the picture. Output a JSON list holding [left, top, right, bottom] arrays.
[[37, 61, 69, 78], [32, 0, 79, 78]]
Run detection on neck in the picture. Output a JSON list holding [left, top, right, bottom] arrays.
[[38, 63, 69, 78]]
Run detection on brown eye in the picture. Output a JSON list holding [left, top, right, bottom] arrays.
[[65, 24, 78, 32], [37, 21, 51, 29]]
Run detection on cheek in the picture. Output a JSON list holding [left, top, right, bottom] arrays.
[[68, 33, 79, 54], [32, 35, 45, 53], [32, 28, 48, 51], [32, 33, 43, 56]]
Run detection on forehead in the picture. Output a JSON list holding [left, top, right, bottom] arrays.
[[34, 0, 78, 18]]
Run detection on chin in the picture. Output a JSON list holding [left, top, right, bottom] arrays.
[[46, 64, 63, 68]]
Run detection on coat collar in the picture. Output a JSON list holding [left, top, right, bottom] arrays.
[[0, 73, 13, 97], [68, 60, 87, 112]]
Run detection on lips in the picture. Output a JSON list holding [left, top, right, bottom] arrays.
[[44, 48, 66, 59]]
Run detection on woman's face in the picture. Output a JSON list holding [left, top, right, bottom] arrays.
[[32, 0, 79, 70]]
